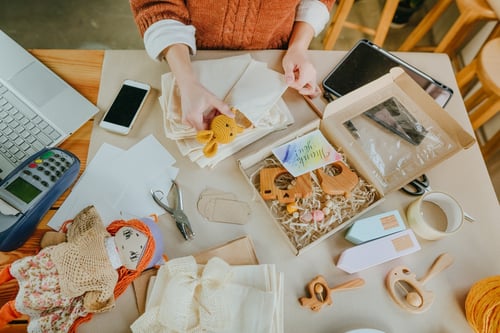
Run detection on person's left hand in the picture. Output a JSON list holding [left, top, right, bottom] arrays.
[[282, 48, 321, 98]]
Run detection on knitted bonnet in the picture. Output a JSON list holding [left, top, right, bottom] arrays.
[[137, 216, 165, 269]]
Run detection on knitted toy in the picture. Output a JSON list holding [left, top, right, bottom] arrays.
[[0, 205, 165, 333], [196, 113, 245, 158]]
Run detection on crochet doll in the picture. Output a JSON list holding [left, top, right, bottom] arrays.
[[196, 113, 245, 158], [0, 205, 165, 333]]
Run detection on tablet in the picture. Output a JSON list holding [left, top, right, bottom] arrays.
[[322, 39, 453, 107]]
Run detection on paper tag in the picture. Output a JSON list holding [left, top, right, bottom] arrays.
[[197, 189, 250, 224], [272, 129, 342, 177], [206, 198, 251, 225]]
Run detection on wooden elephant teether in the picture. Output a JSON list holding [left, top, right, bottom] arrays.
[[299, 275, 365, 312]]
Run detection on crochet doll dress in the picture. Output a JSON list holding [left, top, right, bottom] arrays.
[[0, 205, 163, 333], [7, 206, 117, 332]]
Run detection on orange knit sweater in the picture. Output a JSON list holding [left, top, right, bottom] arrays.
[[130, 0, 334, 50]]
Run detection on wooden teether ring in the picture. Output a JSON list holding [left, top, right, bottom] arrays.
[[315, 161, 359, 197], [299, 275, 365, 312], [386, 265, 434, 313], [386, 253, 453, 313], [259, 167, 312, 203]]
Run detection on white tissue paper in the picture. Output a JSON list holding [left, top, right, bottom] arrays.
[[160, 54, 294, 168]]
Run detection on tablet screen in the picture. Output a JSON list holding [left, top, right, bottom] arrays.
[[322, 40, 453, 107]]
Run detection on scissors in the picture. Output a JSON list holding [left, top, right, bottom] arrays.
[[400, 174, 475, 222], [151, 180, 195, 240], [400, 174, 430, 196]]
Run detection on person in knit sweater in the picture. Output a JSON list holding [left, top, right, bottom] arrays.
[[130, 0, 335, 130]]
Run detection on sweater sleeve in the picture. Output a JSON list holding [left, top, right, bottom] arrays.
[[296, 0, 335, 36], [143, 19, 196, 60], [129, 0, 191, 36]]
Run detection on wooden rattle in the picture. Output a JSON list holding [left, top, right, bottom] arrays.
[[299, 275, 365, 312], [315, 161, 359, 197], [259, 167, 312, 203], [385, 253, 454, 313]]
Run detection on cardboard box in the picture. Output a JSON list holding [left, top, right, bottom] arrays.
[[238, 68, 474, 255]]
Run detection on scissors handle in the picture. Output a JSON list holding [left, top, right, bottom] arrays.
[[400, 174, 429, 196], [400, 183, 426, 196]]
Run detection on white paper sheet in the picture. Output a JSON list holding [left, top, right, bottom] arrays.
[[48, 135, 178, 229]]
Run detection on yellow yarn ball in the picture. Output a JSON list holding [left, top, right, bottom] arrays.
[[465, 275, 500, 333]]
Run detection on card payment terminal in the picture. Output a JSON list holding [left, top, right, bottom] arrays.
[[0, 148, 80, 251]]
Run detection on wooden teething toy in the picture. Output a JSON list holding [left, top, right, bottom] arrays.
[[315, 161, 359, 197], [385, 253, 454, 313], [259, 167, 312, 203], [299, 275, 365, 312]]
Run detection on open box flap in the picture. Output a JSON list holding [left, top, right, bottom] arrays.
[[393, 68, 475, 150], [320, 68, 475, 195]]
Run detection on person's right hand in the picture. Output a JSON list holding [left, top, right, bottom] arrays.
[[163, 43, 233, 131], [177, 78, 232, 130]]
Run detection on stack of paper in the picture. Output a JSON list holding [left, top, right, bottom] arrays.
[[48, 135, 179, 230], [159, 54, 294, 168], [131, 255, 284, 333]]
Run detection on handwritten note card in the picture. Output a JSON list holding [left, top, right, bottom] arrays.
[[272, 129, 342, 177]]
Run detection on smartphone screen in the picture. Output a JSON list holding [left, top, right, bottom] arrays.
[[103, 84, 148, 127], [322, 40, 453, 107]]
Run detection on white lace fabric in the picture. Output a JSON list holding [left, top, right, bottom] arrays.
[[131, 256, 282, 333]]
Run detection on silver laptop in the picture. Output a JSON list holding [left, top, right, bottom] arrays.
[[0, 29, 98, 181]]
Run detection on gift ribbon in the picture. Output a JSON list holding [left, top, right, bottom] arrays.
[[156, 256, 233, 332]]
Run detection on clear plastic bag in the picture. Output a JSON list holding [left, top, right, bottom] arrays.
[[342, 95, 457, 189]]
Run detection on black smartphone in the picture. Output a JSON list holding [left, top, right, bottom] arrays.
[[322, 39, 453, 107]]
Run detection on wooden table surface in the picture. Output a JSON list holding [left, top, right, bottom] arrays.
[[1, 48, 499, 333], [0, 49, 104, 332]]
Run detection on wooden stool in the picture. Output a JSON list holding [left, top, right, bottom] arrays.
[[323, 0, 400, 50], [461, 38, 500, 160], [456, 23, 500, 96], [398, 0, 498, 64]]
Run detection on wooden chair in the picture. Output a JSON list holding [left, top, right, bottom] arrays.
[[458, 38, 500, 161], [398, 0, 498, 67], [456, 23, 499, 96], [322, 0, 400, 50]]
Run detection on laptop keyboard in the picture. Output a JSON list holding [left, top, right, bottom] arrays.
[[0, 82, 62, 166]]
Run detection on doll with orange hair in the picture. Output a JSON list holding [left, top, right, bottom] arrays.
[[0, 205, 165, 332]]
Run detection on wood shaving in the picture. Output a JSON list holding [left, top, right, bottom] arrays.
[[251, 155, 379, 251]]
